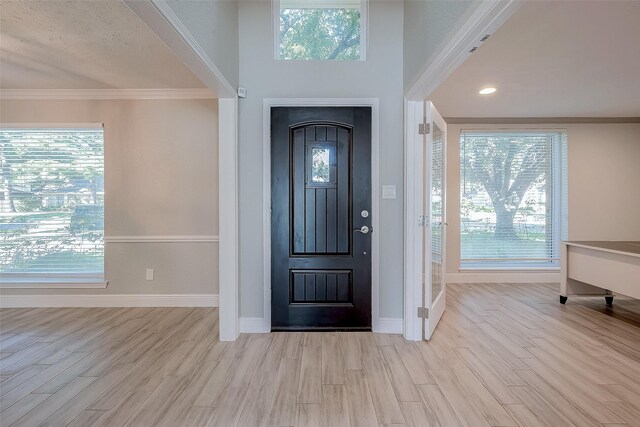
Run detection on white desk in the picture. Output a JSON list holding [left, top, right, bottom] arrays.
[[561, 241, 640, 305]]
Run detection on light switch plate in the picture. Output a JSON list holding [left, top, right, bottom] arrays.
[[382, 185, 396, 200]]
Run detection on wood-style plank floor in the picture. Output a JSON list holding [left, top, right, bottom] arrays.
[[2, 283, 640, 426]]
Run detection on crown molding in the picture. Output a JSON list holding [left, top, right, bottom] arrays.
[[0, 88, 215, 100]]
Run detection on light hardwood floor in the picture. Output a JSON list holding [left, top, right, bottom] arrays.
[[2, 283, 640, 426]]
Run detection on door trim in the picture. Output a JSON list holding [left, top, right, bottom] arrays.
[[262, 98, 380, 333], [404, 99, 424, 341]]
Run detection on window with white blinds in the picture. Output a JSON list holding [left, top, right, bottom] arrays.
[[0, 127, 104, 280], [460, 131, 567, 268]]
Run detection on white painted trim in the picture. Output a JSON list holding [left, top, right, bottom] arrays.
[[446, 272, 561, 284], [0, 89, 214, 100], [424, 101, 448, 341], [403, 99, 424, 341], [218, 98, 240, 341], [105, 235, 219, 243], [240, 317, 271, 334], [123, 0, 236, 98], [262, 98, 382, 333], [0, 293, 219, 308], [262, 102, 273, 334], [373, 318, 403, 334], [0, 123, 103, 129], [425, 289, 445, 339], [359, 0, 368, 61], [405, 0, 522, 100], [0, 281, 108, 289]]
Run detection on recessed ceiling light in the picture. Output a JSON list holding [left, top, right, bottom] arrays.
[[479, 87, 497, 95]]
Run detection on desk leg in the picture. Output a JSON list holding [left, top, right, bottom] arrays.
[[560, 244, 568, 304]]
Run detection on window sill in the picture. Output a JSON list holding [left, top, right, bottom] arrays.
[[458, 267, 560, 272], [0, 280, 108, 289]]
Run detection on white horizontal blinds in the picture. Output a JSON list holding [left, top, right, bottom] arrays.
[[0, 128, 104, 278], [460, 131, 566, 267]]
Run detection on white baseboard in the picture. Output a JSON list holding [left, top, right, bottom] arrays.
[[373, 317, 403, 334], [446, 272, 561, 284], [0, 293, 219, 308], [240, 317, 270, 333]]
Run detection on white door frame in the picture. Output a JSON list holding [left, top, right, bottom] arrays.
[[403, 100, 448, 341], [424, 101, 447, 340], [404, 99, 424, 341], [262, 98, 380, 333]]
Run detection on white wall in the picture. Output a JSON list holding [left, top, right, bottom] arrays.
[[238, 0, 405, 318], [403, 0, 481, 91], [165, 0, 239, 89], [0, 98, 219, 296], [445, 122, 640, 281]]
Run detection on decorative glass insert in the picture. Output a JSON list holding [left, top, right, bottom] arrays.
[[277, 0, 365, 61], [311, 148, 331, 182]]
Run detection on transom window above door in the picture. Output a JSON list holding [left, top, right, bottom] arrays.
[[274, 0, 367, 61]]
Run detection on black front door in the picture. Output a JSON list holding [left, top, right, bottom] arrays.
[[271, 107, 372, 330]]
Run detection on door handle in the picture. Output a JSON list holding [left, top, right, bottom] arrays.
[[354, 226, 371, 234]]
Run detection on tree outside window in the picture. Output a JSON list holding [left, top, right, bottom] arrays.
[[460, 131, 566, 266], [278, 1, 363, 60]]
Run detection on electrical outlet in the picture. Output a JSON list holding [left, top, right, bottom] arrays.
[[145, 269, 154, 281]]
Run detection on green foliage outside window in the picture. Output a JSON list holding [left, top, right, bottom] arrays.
[[280, 7, 361, 60]]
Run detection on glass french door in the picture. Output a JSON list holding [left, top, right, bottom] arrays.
[[422, 101, 447, 340]]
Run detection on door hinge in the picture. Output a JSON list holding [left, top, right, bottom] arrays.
[[417, 307, 429, 319], [417, 215, 429, 227], [418, 122, 430, 135]]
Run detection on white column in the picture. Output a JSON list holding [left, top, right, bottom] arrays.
[[218, 97, 240, 341]]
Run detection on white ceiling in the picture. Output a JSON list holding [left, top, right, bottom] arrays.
[[431, 1, 640, 118], [0, 1, 205, 90]]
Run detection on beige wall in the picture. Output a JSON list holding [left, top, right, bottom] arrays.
[[0, 98, 219, 295], [445, 122, 640, 279]]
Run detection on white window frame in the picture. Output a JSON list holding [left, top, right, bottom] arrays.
[[273, 0, 368, 61], [458, 129, 568, 270], [0, 123, 107, 288]]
